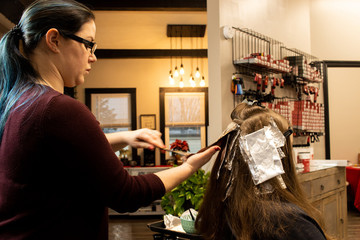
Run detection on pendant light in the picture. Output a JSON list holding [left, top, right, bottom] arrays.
[[169, 72, 175, 85], [200, 76, 205, 87], [189, 37, 195, 87], [174, 67, 179, 78], [190, 76, 196, 87], [199, 36, 206, 87], [179, 77, 184, 88], [195, 34, 200, 78], [173, 31, 179, 78], [180, 64, 184, 75], [179, 32, 184, 75], [169, 37, 175, 85], [195, 67, 201, 78]]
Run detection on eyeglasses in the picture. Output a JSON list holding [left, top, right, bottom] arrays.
[[65, 34, 97, 55]]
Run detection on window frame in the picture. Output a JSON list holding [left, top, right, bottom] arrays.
[[159, 87, 208, 164], [85, 88, 137, 160]]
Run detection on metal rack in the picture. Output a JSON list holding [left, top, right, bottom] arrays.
[[231, 27, 324, 84], [232, 27, 291, 76], [229, 26, 325, 139], [280, 47, 324, 83]]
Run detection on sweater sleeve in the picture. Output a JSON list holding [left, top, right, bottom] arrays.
[[42, 94, 165, 213]]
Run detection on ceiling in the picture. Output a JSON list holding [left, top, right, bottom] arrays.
[[0, 0, 206, 25]]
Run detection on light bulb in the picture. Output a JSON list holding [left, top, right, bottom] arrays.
[[195, 67, 200, 78], [179, 78, 184, 88], [169, 75, 175, 85], [200, 76, 205, 87], [174, 66, 179, 77], [189, 75, 193, 83], [180, 64, 185, 75], [189, 75, 195, 87]]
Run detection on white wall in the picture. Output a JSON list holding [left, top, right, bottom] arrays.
[[310, 0, 360, 60], [327, 68, 360, 163], [310, 0, 360, 164]]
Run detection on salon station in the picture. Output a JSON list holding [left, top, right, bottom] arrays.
[[1, 0, 360, 239]]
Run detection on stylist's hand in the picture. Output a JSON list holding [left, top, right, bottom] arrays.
[[155, 145, 220, 192], [126, 128, 165, 150], [184, 145, 221, 172]]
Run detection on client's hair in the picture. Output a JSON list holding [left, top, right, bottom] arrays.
[[196, 103, 327, 240]]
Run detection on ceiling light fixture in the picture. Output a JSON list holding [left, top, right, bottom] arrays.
[[179, 77, 184, 88]]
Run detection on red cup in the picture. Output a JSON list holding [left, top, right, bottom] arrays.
[[302, 159, 310, 172], [299, 153, 311, 172]]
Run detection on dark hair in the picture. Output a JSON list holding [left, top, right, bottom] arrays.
[[0, 0, 94, 139], [196, 103, 328, 240]]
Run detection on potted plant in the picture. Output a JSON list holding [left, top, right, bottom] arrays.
[[170, 139, 190, 152], [169, 139, 189, 165], [161, 168, 210, 217]]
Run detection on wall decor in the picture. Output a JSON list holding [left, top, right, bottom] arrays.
[[140, 114, 156, 130]]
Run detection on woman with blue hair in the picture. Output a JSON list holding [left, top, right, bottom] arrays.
[[0, 1, 219, 239]]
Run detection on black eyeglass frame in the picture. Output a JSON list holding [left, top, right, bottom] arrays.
[[64, 34, 97, 54]]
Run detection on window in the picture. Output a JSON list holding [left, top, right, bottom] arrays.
[[85, 88, 137, 160], [160, 88, 208, 164]]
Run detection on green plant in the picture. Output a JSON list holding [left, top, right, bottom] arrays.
[[161, 169, 210, 217]]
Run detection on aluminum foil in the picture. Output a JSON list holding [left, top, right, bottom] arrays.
[[239, 121, 285, 186], [212, 119, 287, 200]]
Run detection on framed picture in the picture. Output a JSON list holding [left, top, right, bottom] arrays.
[[140, 114, 156, 130]]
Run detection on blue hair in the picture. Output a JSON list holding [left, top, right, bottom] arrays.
[[0, 0, 94, 140]]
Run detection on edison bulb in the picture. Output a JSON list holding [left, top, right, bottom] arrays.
[[180, 64, 185, 75], [179, 78, 184, 88], [169, 75, 174, 85], [200, 76, 205, 87], [195, 67, 201, 78], [174, 66, 179, 77]]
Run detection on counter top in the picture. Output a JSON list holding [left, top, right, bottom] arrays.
[[296, 160, 347, 174]]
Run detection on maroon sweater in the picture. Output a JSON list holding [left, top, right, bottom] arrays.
[[0, 86, 165, 239]]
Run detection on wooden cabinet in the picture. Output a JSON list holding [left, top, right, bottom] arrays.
[[298, 167, 347, 240]]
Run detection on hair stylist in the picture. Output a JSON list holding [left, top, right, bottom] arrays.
[[0, 0, 220, 239]]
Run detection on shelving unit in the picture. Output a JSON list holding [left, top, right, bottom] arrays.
[[229, 26, 326, 146], [232, 27, 291, 76]]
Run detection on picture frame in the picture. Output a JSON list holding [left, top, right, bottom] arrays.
[[140, 114, 156, 130]]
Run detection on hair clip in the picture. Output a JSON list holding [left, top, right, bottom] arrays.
[[242, 99, 265, 108], [283, 128, 293, 138]]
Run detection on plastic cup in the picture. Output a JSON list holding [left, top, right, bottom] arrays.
[[299, 153, 311, 172]]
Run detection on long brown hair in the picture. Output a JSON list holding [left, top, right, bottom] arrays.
[[196, 103, 328, 240]]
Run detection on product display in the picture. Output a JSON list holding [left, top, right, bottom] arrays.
[[262, 100, 325, 133]]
